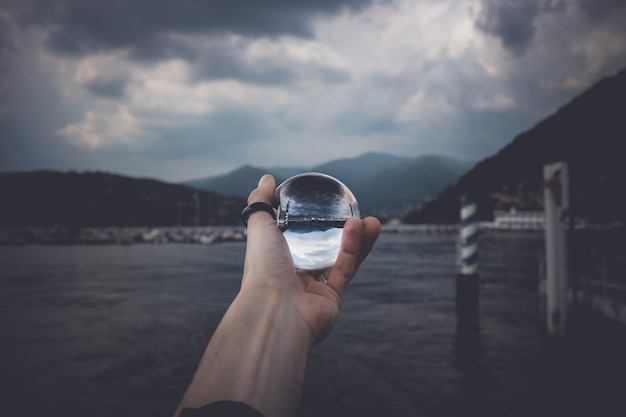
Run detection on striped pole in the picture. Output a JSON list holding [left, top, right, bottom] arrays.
[[459, 197, 479, 274], [456, 197, 480, 318], [455, 196, 481, 371]]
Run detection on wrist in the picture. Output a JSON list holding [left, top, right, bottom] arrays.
[[225, 289, 312, 416], [234, 285, 314, 348], [179, 287, 312, 417]]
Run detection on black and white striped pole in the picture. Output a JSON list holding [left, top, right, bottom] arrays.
[[456, 196, 479, 324], [454, 196, 481, 371]]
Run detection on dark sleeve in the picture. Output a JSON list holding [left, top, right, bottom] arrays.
[[180, 401, 265, 417]]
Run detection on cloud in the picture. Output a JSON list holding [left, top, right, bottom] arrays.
[[56, 105, 148, 148], [16, 0, 378, 58], [66, 53, 134, 99], [473, 0, 542, 55], [83, 76, 128, 99], [578, 0, 626, 22], [1, 0, 625, 182], [473, 0, 626, 57], [188, 34, 351, 86]]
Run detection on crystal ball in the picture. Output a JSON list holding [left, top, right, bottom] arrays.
[[273, 172, 360, 271]]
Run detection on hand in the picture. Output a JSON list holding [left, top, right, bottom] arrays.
[[175, 174, 380, 417], [242, 174, 381, 345]]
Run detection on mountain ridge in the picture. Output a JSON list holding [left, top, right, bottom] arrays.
[[181, 152, 410, 195], [0, 170, 246, 227], [0, 151, 471, 226], [182, 152, 471, 218], [404, 67, 626, 224]]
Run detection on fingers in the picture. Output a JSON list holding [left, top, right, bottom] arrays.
[[248, 174, 275, 205], [242, 174, 288, 284], [243, 174, 381, 300], [245, 174, 276, 226], [326, 216, 380, 300], [355, 217, 381, 269]]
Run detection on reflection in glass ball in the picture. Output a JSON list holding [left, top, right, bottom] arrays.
[[273, 172, 360, 271]]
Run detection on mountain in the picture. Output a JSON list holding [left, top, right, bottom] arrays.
[[183, 152, 409, 198], [354, 155, 473, 218], [183, 152, 472, 218], [404, 67, 626, 224], [310, 152, 410, 191], [184, 165, 285, 198], [0, 152, 472, 228], [0, 171, 247, 227]]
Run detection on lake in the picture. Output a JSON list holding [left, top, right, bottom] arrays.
[[1, 231, 625, 417]]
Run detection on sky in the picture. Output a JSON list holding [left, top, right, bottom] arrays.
[[1, 0, 625, 182]]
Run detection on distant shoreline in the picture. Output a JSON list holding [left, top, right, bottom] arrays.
[[2, 221, 622, 246], [0, 226, 247, 246]]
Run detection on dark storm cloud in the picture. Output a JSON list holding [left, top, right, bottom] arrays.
[[578, 0, 626, 22], [473, 0, 543, 55], [15, 0, 376, 58], [474, 0, 626, 55]]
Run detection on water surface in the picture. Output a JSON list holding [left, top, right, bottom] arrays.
[[1, 232, 624, 417]]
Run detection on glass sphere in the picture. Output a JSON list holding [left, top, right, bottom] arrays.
[[273, 172, 360, 271]]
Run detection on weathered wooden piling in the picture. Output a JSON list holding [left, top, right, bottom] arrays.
[[543, 161, 569, 339]]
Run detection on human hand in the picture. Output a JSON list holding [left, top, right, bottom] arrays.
[[241, 174, 381, 345], [174, 174, 380, 417]]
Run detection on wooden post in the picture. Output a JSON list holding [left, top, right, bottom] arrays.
[[543, 162, 569, 339]]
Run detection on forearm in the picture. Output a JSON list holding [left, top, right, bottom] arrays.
[[174, 287, 312, 417]]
